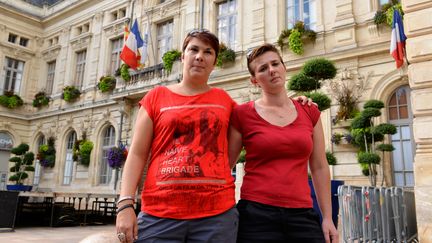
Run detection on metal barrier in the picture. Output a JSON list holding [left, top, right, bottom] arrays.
[[338, 185, 418, 243]]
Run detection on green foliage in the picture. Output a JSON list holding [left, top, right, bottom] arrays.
[[217, 43, 236, 67], [288, 29, 303, 55], [73, 134, 93, 166], [8, 143, 35, 185], [326, 151, 337, 165], [37, 137, 56, 168], [162, 49, 181, 72], [373, 123, 397, 135], [32, 91, 50, 108], [277, 21, 317, 55], [288, 73, 320, 91], [358, 152, 381, 165], [62, 86, 81, 102], [120, 64, 131, 82], [386, 3, 404, 26], [362, 107, 382, 118], [374, 10, 387, 26], [304, 92, 331, 111], [376, 143, 395, 152], [361, 163, 370, 176], [97, 76, 116, 93], [364, 99, 384, 109], [237, 148, 246, 163], [0, 91, 24, 109], [331, 133, 343, 145], [302, 58, 337, 81], [351, 115, 371, 129]]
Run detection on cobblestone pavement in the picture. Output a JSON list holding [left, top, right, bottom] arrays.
[[0, 224, 116, 243]]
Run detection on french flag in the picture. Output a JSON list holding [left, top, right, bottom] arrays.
[[389, 9, 407, 69], [120, 19, 144, 70]]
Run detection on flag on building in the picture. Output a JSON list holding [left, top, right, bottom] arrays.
[[120, 19, 144, 70], [140, 23, 149, 65], [389, 9, 407, 69]]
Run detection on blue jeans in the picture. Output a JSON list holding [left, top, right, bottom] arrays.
[[136, 207, 238, 243]]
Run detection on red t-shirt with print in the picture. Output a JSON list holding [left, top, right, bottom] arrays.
[[138, 86, 236, 219]]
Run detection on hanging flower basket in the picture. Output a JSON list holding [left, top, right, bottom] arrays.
[[107, 144, 128, 169], [37, 137, 56, 168], [32, 91, 51, 108]]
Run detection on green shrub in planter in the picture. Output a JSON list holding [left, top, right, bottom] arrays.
[[277, 21, 317, 55], [9, 143, 35, 185], [120, 64, 131, 82], [162, 50, 181, 72], [216, 43, 236, 67], [0, 91, 24, 109], [32, 91, 50, 108], [73, 133, 93, 166], [326, 151, 337, 165], [62, 86, 81, 102], [97, 76, 116, 93]]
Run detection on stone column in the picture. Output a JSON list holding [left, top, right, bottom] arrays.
[[403, 0, 432, 241]]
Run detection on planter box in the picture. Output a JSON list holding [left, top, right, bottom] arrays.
[[7, 185, 33, 191], [309, 179, 344, 227]]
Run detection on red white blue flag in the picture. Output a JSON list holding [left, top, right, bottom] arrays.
[[120, 19, 145, 70], [389, 9, 407, 69]]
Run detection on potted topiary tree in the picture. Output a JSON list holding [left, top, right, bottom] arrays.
[[287, 58, 336, 111], [7, 143, 35, 191], [350, 99, 397, 186]]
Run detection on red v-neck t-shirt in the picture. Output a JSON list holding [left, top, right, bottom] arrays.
[[231, 100, 320, 208], [139, 86, 236, 219]]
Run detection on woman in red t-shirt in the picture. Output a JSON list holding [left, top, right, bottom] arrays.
[[116, 30, 238, 243], [229, 44, 339, 243]]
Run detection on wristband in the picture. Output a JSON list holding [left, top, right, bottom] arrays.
[[116, 203, 134, 214], [117, 195, 135, 205]]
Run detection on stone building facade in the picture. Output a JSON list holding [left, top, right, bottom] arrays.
[[0, 0, 430, 240]]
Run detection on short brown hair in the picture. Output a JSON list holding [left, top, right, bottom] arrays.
[[246, 43, 284, 76], [182, 29, 220, 64]]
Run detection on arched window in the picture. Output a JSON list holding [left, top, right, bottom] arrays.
[[100, 126, 115, 184], [388, 85, 415, 187], [33, 135, 46, 186], [63, 131, 76, 185]]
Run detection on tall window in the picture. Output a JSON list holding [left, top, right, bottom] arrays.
[[286, 0, 317, 30], [157, 20, 173, 62], [46, 61, 56, 95], [217, 0, 237, 49], [63, 131, 76, 185], [34, 136, 46, 186], [110, 38, 123, 74], [388, 86, 415, 187], [100, 126, 116, 184], [75, 50, 87, 88], [2, 57, 24, 94]]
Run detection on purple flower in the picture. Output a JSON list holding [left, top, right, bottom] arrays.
[[107, 145, 127, 168]]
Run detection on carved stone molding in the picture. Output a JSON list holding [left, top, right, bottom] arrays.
[[70, 33, 92, 51], [42, 45, 61, 61]]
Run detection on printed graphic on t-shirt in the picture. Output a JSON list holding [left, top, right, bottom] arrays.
[[156, 104, 226, 185]]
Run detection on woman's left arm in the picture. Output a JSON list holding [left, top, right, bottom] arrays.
[[309, 118, 339, 243]]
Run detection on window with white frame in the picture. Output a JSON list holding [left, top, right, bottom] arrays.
[[217, 0, 237, 49], [388, 86, 415, 187], [46, 61, 56, 95], [2, 57, 24, 94], [110, 38, 123, 74], [63, 131, 76, 185], [75, 50, 86, 88], [33, 135, 46, 186], [157, 20, 173, 62], [286, 0, 317, 30], [100, 125, 116, 185]]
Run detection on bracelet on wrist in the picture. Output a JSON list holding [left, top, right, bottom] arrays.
[[116, 203, 134, 214], [117, 196, 135, 205]]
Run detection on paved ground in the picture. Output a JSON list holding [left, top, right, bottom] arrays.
[[0, 224, 116, 243]]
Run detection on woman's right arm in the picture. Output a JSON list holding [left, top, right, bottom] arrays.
[[228, 125, 242, 169], [116, 107, 154, 243]]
